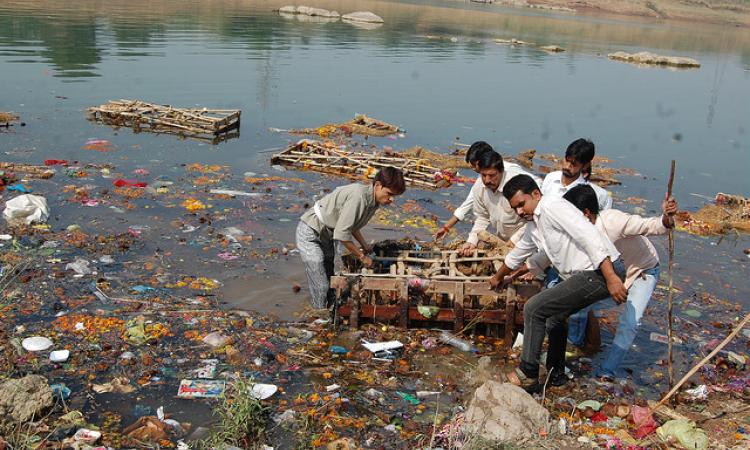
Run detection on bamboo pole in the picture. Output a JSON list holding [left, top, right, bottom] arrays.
[[655, 312, 750, 410], [666, 160, 676, 390]]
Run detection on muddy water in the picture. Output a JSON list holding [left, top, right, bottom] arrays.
[[0, 0, 749, 392]]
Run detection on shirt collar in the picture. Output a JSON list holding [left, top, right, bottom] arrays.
[[365, 184, 377, 208]]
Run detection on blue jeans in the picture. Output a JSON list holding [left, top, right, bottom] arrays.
[[568, 265, 660, 377]]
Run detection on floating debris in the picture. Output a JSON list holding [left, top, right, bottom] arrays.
[[288, 114, 401, 137], [87, 99, 241, 143], [608, 51, 701, 68], [271, 140, 457, 189], [677, 193, 750, 235]]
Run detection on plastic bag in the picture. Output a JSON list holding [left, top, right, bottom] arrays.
[[3, 194, 49, 224], [656, 419, 709, 450]]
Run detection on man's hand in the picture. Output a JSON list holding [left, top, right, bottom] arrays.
[[434, 226, 451, 240], [662, 194, 678, 228], [489, 273, 510, 291], [359, 255, 373, 268], [459, 242, 476, 256], [606, 278, 628, 304]]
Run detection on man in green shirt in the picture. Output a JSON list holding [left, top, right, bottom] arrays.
[[296, 167, 406, 309]]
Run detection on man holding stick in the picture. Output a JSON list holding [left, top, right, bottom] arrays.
[[560, 185, 677, 380], [489, 174, 626, 392]]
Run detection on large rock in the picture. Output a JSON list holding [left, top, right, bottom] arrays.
[[464, 381, 549, 443], [279, 5, 340, 18], [608, 51, 700, 68], [342, 11, 384, 23], [296, 6, 340, 17], [0, 375, 54, 432]]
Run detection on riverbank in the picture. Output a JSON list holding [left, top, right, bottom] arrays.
[[485, 0, 750, 27]]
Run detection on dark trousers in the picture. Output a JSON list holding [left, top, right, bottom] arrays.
[[520, 259, 625, 379]]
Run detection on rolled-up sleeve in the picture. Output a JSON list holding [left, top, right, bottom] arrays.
[[453, 190, 474, 221], [504, 225, 538, 270], [526, 250, 551, 276], [332, 195, 364, 242]]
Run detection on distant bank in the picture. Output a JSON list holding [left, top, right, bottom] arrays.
[[469, 0, 750, 27]]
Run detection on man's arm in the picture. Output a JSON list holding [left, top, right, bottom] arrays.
[[341, 240, 372, 268], [489, 225, 538, 289], [352, 229, 371, 254], [599, 257, 627, 303]]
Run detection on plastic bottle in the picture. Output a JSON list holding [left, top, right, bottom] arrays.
[[439, 330, 473, 352]]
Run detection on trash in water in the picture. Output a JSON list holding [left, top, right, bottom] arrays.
[[177, 379, 226, 399]]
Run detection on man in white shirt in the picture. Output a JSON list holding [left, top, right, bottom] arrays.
[[562, 185, 677, 379], [541, 138, 612, 211], [459, 150, 542, 256], [489, 174, 626, 393], [434, 141, 492, 240]]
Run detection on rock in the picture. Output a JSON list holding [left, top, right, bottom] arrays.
[[342, 11, 384, 23], [608, 51, 700, 68], [540, 45, 565, 52], [296, 6, 340, 17], [464, 381, 549, 443], [0, 375, 54, 433], [279, 5, 340, 18], [464, 356, 501, 389]]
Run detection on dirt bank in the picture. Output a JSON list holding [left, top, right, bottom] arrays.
[[491, 0, 750, 27]]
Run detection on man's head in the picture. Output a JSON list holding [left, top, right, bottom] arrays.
[[373, 167, 406, 206], [502, 174, 541, 221], [466, 141, 494, 172], [562, 184, 599, 223], [562, 138, 595, 180], [476, 150, 505, 192]]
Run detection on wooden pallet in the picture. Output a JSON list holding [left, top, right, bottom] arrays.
[[271, 140, 456, 189], [87, 99, 241, 143], [332, 274, 539, 347]]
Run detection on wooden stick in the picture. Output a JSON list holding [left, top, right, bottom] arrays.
[[666, 160, 676, 389], [654, 312, 750, 410]]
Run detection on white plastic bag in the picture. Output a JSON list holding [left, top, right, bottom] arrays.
[[3, 194, 49, 224]]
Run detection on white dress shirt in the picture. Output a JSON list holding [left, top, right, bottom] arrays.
[[541, 170, 613, 211], [467, 162, 542, 245], [452, 177, 481, 222], [504, 195, 620, 279]]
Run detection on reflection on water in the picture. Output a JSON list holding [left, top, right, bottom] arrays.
[[0, 0, 748, 298]]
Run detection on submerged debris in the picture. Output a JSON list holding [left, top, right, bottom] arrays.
[[288, 114, 401, 137]]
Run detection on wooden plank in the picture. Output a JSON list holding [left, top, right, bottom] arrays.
[[504, 284, 517, 348], [454, 283, 465, 333], [464, 281, 500, 297]]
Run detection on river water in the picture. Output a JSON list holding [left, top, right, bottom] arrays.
[[1, 0, 749, 348]]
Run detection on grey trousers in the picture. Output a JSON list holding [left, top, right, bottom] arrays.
[[296, 221, 335, 309], [521, 259, 626, 379]]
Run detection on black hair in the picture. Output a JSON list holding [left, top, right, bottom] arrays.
[[565, 138, 595, 165], [502, 174, 540, 200], [563, 184, 600, 215], [476, 150, 504, 172], [465, 141, 494, 164], [374, 166, 406, 195]]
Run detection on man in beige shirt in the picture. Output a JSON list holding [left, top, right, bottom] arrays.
[[561, 184, 677, 379], [296, 167, 406, 309]]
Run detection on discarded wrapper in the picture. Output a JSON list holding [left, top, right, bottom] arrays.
[[177, 379, 225, 399]]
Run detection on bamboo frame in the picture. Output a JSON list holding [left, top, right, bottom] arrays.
[[87, 99, 241, 142], [290, 114, 401, 137], [0, 162, 56, 179], [271, 140, 456, 189]]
